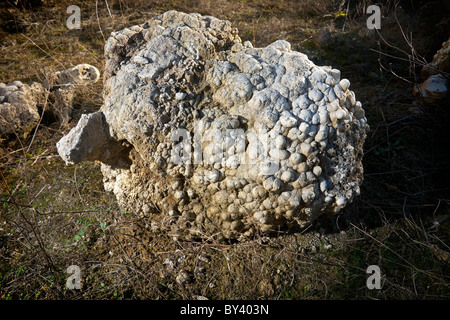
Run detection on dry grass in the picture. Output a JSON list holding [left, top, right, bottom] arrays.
[[0, 0, 449, 300]]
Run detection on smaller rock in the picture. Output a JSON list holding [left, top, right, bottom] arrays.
[[0, 81, 40, 138]]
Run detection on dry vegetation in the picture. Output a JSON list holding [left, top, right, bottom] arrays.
[[0, 0, 449, 300]]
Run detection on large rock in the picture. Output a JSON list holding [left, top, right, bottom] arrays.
[[57, 11, 369, 240]]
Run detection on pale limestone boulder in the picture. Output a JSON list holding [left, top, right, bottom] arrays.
[[57, 11, 369, 240]]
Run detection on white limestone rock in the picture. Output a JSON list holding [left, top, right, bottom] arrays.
[[57, 10, 369, 240]]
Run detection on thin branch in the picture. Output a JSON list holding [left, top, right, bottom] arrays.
[[95, 0, 106, 43]]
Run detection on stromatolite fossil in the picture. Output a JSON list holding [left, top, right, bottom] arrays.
[[57, 10, 369, 240]]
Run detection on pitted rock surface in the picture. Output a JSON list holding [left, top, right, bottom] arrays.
[[57, 10, 369, 240]]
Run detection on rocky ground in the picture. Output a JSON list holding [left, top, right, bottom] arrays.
[[0, 0, 449, 300]]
